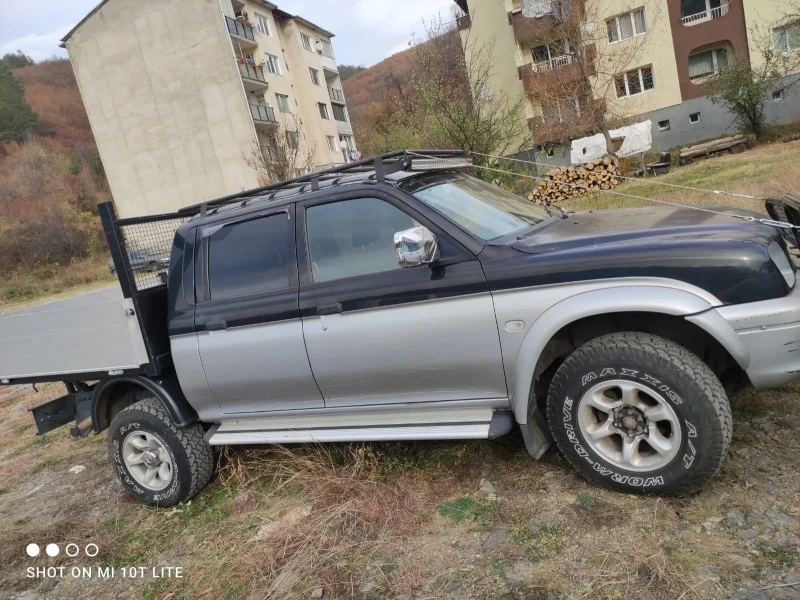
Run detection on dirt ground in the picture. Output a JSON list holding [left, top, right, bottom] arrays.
[[1, 379, 798, 600]]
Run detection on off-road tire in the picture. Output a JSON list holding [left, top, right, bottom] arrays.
[[107, 397, 214, 506], [547, 332, 732, 496]]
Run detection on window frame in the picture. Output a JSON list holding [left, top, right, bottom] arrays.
[[301, 33, 313, 52], [264, 53, 282, 75], [331, 103, 348, 122], [607, 7, 647, 44], [196, 206, 296, 304], [309, 67, 320, 85], [773, 24, 800, 54], [614, 65, 655, 98], [326, 135, 337, 151], [294, 188, 478, 288], [318, 103, 330, 120], [275, 93, 291, 113], [689, 112, 702, 124], [254, 13, 271, 36]]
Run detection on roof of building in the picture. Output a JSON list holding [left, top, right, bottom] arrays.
[[60, 0, 335, 45]]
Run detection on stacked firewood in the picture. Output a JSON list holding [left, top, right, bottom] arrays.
[[528, 155, 621, 205]]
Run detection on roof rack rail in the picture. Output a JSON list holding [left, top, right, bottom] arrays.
[[179, 149, 470, 214]]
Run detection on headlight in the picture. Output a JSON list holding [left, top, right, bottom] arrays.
[[768, 241, 796, 288]]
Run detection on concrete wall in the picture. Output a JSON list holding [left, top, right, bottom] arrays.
[[66, 0, 261, 217]]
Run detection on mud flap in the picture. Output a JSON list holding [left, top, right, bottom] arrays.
[[31, 385, 93, 437], [520, 401, 553, 460]]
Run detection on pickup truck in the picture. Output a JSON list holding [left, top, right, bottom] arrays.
[[2, 150, 799, 506]]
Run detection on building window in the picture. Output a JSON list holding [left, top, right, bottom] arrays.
[[607, 8, 647, 43], [773, 89, 784, 103], [774, 24, 800, 54], [309, 68, 320, 85], [331, 103, 348, 122], [688, 47, 729, 81], [285, 131, 299, 149], [254, 13, 271, 36], [275, 93, 291, 113], [658, 120, 671, 131], [689, 112, 701, 124], [264, 53, 281, 75], [522, 0, 555, 19], [614, 65, 655, 97], [301, 33, 313, 52], [317, 38, 335, 59], [318, 103, 330, 119], [326, 135, 337, 151]]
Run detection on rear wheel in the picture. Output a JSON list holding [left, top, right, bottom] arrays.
[[107, 397, 214, 506], [547, 332, 732, 496]]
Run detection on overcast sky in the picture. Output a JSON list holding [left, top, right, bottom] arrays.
[[0, 0, 456, 66]]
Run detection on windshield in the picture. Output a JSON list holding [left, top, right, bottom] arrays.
[[400, 172, 551, 240]]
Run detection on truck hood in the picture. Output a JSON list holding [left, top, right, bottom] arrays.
[[480, 206, 789, 305], [511, 206, 777, 253]]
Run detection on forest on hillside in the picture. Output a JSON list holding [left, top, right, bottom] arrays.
[[0, 52, 111, 303]]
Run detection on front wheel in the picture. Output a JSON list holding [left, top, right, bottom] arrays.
[[107, 398, 214, 506], [547, 332, 732, 496]]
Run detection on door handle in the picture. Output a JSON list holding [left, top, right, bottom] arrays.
[[206, 320, 227, 331], [317, 303, 342, 316]]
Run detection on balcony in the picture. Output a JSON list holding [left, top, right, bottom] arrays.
[[328, 87, 345, 103], [681, 2, 729, 26], [238, 61, 268, 92], [249, 104, 277, 125], [519, 46, 595, 95], [509, 0, 583, 44], [225, 16, 257, 47]]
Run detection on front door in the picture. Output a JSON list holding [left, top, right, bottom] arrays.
[[298, 193, 508, 408], [195, 207, 324, 414]]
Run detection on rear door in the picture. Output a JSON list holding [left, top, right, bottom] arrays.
[[297, 190, 508, 408], [194, 206, 323, 414]]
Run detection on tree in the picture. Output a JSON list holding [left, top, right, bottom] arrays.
[[514, 0, 664, 154], [338, 64, 367, 82], [0, 50, 34, 70], [0, 62, 40, 144], [704, 17, 800, 139], [244, 113, 317, 184], [408, 17, 533, 157]]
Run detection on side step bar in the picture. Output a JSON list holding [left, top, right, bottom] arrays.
[[205, 408, 514, 446]]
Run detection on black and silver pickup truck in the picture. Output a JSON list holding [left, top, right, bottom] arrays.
[[2, 150, 800, 505]]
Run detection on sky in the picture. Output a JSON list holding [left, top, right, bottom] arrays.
[[0, 0, 456, 66]]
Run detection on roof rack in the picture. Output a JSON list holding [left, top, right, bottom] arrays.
[[179, 149, 471, 214]]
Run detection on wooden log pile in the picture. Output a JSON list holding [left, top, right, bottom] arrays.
[[679, 134, 750, 165], [528, 155, 621, 205]]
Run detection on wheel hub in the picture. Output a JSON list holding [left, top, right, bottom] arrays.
[[613, 405, 648, 437], [141, 449, 162, 468]]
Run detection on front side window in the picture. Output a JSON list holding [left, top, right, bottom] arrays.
[[607, 8, 647, 43], [309, 67, 320, 85], [264, 54, 281, 75], [615, 65, 654, 97], [318, 103, 330, 119], [207, 214, 289, 301], [276, 93, 291, 112], [400, 172, 550, 241], [332, 103, 348, 121], [301, 33, 313, 52], [318, 39, 335, 59], [326, 135, 337, 151], [688, 47, 728, 81], [306, 198, 416, 283], [285, 130, 299, 149]]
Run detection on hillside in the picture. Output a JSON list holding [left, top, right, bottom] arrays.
[[0, 57, 112, 305]]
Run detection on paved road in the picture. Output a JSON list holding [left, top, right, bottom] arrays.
[[0, 286, 122, 317]]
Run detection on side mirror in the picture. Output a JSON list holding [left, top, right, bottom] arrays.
[[394, 226, 439, 268]]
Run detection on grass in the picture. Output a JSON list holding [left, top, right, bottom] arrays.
[[0, 254, 114, 310], [438, 497, 492, 523]]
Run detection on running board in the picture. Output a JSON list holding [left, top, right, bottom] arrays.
[[205, 408, 514, 446]]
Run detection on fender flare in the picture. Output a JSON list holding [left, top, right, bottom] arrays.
[[510, 285, 749, 423], [91, 373, 199, 433]]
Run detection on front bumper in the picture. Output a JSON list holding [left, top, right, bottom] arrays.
[[707, 283, 800, 389]]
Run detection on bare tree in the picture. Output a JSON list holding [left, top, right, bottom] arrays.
[[245, 113, 317, 184], [514, 0, 665, 153], [409, 16, 533, 157]]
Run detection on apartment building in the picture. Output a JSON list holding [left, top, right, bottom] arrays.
[[453, 0, 800, 164], [61, 0, 357, 217]]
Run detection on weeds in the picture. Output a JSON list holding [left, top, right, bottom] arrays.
[[438, 497, 492, 523]]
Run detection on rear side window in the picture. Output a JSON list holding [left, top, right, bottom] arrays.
[[207, 214, 289, 300]]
